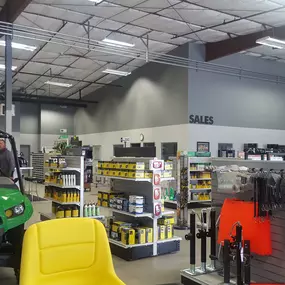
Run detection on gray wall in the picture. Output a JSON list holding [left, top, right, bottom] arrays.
[[75, 45, 189, 135], [20, 102, 40, 134], [188, 44, 285, 130], [41, 105, 75, 135]]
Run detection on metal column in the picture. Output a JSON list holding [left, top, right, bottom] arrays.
[[5, 33, 12, 134]]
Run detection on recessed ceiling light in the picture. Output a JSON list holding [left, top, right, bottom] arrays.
[[102, 69, 131, 76], [102, 38, 135, 48], [45, 81, 73, 88], [88, 0, 104, 3], [256, 36, 285, 49], [0, 64, 17, 71], [0, 40, 37, 52]]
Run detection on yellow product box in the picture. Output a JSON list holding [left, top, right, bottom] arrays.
[[98, 161, 103, 168], [166, 225, 174, 239], [111, 221, 126, 233], [97, 199, 102, 207], [102, 200, 109, 208], [129, 162, 145, 170], [102, 192, 109, 200], [143, 227, 153, 243], [109, 170, 116, 176], [103, 169, 109, 176], [144, 171, 153, 179], [158, 225, 166, 240], [96, 169, 103, 175], [164, 161, 173, 170], [114, 170, 120, 176], [128, 170, 145, 179], [134, 228, 146, 244], [121, 171, 129, 178], [162, 170, 172, 178], [121, 228, 135, 245], [102, 162, 109, 169], [98, 191, 103, 199], [158, 216, 175, 225], [124, 163, 130, 169]]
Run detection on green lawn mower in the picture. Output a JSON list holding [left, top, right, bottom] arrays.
[[0, 130, 33, 282]]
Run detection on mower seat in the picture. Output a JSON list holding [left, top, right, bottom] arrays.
[[20, 218, 125, 285]]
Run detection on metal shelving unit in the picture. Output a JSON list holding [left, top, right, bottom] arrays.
[[41, 156, 104, 221], [98, 157, 181, 261]]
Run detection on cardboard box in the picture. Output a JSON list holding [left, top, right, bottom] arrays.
[[158, 216, 175, 225], [158, 225, 166, 240], [166, 225, 174, 239], [121, 228, 135, 245], [135, 228, 146, 244]]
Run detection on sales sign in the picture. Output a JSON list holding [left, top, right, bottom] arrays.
[[189, 114, 214, 125]]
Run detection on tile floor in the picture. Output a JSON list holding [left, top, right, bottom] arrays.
[[0, 184, 207, 285]]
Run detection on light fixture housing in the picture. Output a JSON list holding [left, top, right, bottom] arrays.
[[0, 64, 17, 71], [88, 0, 104, 3], [102, 38, 135, 48], [45, 81, 73, 88], [256, 36, 285, 49], [0, 40, 37, 51], [102, 69, 131, 76]]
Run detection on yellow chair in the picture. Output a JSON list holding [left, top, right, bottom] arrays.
[[20, 218, 125, 285]]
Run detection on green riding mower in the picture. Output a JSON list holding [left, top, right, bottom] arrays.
[[0, 130, 33, 282]]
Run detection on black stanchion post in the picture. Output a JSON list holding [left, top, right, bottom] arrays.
[[185, 211, 196, 275], [244, 240, 251, 285], [197, 210, 207, 273], [223, 239, 231, 285], [236, 224, 243, 285], [207, 208, 217, 271]]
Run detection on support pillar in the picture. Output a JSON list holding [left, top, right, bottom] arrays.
[[5, 33, 12, 135]]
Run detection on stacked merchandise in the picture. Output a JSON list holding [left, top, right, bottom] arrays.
[[97, 191, 124, 208], [109, 220, 153, 245], [97, 160, 173, 179], [45, 187, 80, 203], [157, 215, 175, 240], [83, 202, 100, 217]]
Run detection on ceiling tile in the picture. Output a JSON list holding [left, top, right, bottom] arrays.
[[71, 57, 105, 70], [119, 24, 149, 36], [148, 31, 189, 45], [96, 19, 125, 30], [111, 8, 148, 23], [107, 0, 146, 7], [21, 62, 66, 75], [191, 0, 282, 17], [185, 28, 228, 42], [32, 51, 59, 63], [217, 19, 263, 35], [136, 0, 181, 13], [25, 4, 90, 23], [132, 14, 194, 34], [249, 8, 285, 27], [158, 2, 234, 27], [61, 68, 93, 80]]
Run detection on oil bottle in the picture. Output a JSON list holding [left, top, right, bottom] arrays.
[[56, 206, 64, 219], [65, 207, 72, 218], [72, 206, 79, 217]]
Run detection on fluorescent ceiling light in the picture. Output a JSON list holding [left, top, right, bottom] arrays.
[[102, 38, 135, 48], [88, 0, 104, 3], [0, 40, 37, 52], [0, 64, 17, 71], [45, 81, 73, 88], [102, 69, 131, 76], [256, 36, 285, 49]]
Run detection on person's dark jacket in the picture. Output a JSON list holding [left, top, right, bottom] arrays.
[[0, 148, 15, 177]]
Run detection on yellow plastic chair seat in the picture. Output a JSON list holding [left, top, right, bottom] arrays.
[[20, 218, 125, 285]]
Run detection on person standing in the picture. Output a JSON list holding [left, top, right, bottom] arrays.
[[0, 138, 15, 178]]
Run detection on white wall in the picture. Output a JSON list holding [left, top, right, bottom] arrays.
[[189, 124, 285, 157], [80, 124, 189, 160]]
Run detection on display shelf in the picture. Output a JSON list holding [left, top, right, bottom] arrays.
[[45, 197, 80, 206], [45, 183, 81, 190], [44, 167, 81, 172], [101, 207, 174, 218], [157, 236, 182, 243], [109, 238, 153, 248], [190, 178, 211, 181], [189, 200, 211, 203], [189, 170, 211, 172], [190, 188, 211, 191], [96, 175, 174, 182], [111, 208, 153, 218]]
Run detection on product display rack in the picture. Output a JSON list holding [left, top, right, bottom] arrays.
[[40, 155, 104, 221], [96, 157, 181, 261], [188, 156, 212, 204]]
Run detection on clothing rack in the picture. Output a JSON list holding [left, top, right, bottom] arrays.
[[211, 158, 285, 284]]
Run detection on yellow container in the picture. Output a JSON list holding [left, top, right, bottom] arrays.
[[102, 200, 109, 208], [135, 228, 146, 244], [98, 191, 103, 199], [165, 161, 173, 170], [98, 161, 103, 168], [112, 221, 129, 233], [56, 207, 64, 219], [143, 227, 153, 243], [103, 170, 109, 176], [144, 171, 153, 179], [102, 192, 109, 200], [121, 228, 135, 245], [158, 225, 166, 240], [64, 208, 72, 218], [97, 199, 102, 206], [158, 216, 175, 225], [166, 225, 174, 239], [72, 208, 79, 217]]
